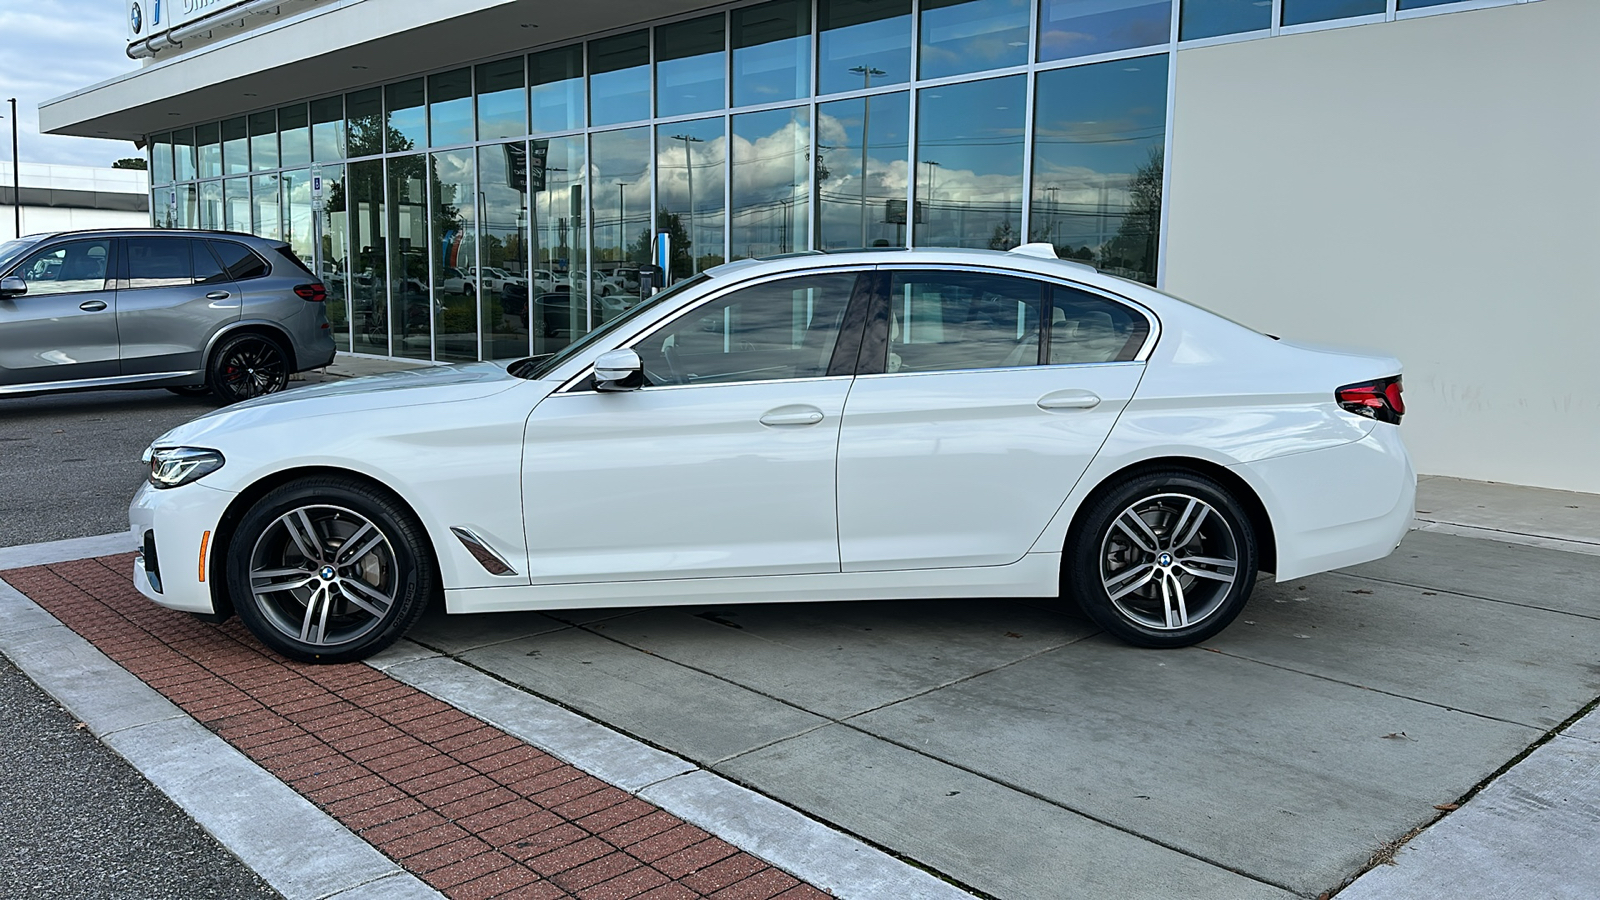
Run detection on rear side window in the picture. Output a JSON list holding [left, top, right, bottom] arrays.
[[123, 237, 193, 289], [1048, 286, 1150, 364], [193, 241, 229, 285], [885, 271, 1045, 373], [272, 246, 317, 279], [209, 240, 270, 281]]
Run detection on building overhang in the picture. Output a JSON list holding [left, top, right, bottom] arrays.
[[43, 0, 723, 142]]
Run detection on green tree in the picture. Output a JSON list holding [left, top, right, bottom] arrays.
[[113, 157, 148, 170], [1102, 148, 1163, 285]]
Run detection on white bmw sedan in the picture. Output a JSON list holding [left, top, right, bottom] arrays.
[[131, 245, 1415, 663]]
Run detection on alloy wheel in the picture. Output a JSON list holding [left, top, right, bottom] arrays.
[[1099, 492, 1240, 631], [247, 504, 398, 648], [218, 337, 287, 400]]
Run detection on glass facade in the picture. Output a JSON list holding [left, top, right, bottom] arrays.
[[152, 0, 1491, 362]]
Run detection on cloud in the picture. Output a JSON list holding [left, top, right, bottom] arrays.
[[0, 1, 140, 168]]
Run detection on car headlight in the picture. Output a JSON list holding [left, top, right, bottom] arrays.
[[143, 446, 226, 489]]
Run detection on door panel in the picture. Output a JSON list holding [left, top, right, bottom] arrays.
[[115, 237, 240, 375], [521, 378, 853, 582], [0, 239, 119, 386], [837, 364, 1144, 571]]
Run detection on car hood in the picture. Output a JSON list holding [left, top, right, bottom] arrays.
[[155, 361, 532, 446]]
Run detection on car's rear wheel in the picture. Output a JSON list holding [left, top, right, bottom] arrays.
[[227, 477, 436, 663], [1066, 471, 1258, 648], [210, 333, 289, 404]]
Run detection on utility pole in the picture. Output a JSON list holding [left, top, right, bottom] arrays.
[[6, 98, 19, 237], [848, 66, 884, 248], [668, 134, 703, 275]]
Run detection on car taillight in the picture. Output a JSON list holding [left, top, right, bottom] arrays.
[[293, 283, 327, 302], [1336, 375, 1405, 425]]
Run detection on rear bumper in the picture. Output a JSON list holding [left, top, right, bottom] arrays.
[[1236, 424, 1416, 582]]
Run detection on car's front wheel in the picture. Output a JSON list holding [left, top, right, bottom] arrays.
[[227, 477, 437, 663], [1066, 471, 1258, 648]]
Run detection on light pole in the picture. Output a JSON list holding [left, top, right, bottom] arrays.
[[848, 66, 885, 247], [668, 133, 703, 274], [4, 98, 19, 237], [922, 160, 940, 242]]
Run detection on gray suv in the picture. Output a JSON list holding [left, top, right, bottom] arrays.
[[0, 229, 337, 403]]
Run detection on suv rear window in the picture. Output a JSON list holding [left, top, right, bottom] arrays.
[[209, 240, 270, 281]]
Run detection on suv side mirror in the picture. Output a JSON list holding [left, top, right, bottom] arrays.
[[594, 348, 644, 392], [0, 276, 26, 299]]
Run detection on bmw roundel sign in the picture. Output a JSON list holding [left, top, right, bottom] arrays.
[[131, 2, 143, 34]]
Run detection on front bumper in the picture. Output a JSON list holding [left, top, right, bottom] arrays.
[[129, 480, 236, 614]]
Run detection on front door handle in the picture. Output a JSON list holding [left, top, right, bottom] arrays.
[[79, 300, 108, 312], [760, 405, 825, 426], [1038, 390, 1101, 411], [206, 291, 231, 300]]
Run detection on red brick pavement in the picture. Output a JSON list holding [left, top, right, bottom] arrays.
[[3, 554, 832, 900]]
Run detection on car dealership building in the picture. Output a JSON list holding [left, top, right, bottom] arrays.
[[41, 0, 1595, 493]]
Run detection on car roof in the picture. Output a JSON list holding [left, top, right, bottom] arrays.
[[705, 245, 1107, 288], [20, 228, 278, 244]]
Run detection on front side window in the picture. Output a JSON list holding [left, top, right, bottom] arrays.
[[634, 271, 859, 386], [123, 237, 194, 289], [885, 270, 1043, 373], [1048, 286, 1150, 364], [10, 240, 111, 296]]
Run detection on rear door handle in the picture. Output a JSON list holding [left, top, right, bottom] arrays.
[[760, 405, 825, 426], [206, 291, 231, 300], [79, 300, 108, 312], [1038, 390, 1101, 411]]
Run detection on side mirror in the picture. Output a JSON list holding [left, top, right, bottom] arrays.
[[593, 348, 644, 392], [0, 276, 25, 299]]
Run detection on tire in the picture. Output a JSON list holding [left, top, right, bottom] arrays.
[[209, 332, 289, 404], [1066, 470, 1258, 648], [226, 476, 437, 663], [165, 385, 211, 397]]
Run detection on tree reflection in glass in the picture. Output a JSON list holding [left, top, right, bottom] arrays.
[[525, 136, 585, 351], [345, 159, 387, 355], [732, 107, 811, 260], [388, 154, 430, 359], [656, 118, 726, 281], [816, 91, 909, 250], [431, 149, 477, 362], [914, 76, 1025, 250], [1029, 55, 1167, 285], [590, 128, 650, 325]]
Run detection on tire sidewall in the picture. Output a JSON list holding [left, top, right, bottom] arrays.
[[227, 478, 434, 663], [1068, 471, 1259, 648]]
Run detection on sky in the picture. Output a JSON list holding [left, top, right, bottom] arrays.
[[0, 0, 141, 168]]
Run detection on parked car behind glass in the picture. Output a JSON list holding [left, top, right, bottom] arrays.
[[0, 229, 336, 403]]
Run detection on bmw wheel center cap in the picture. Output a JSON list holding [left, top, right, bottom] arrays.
[[1157, 552, 1173, 567], [319, 565, 337, 581]]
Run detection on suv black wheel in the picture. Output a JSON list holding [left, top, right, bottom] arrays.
[[227, 476, 437, 663], [1066, 471, 1258, 648], [209, 333, 289, 403]]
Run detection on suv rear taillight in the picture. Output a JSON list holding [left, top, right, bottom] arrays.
[[1336, 375, 1405, 425], [293, 283, 327, 302]]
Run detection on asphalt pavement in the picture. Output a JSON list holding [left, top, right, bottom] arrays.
[[0, 389, 218, 547], [0, 651, 281, 900]]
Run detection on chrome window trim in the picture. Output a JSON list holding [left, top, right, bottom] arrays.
[[875, 262, 1162, 364]]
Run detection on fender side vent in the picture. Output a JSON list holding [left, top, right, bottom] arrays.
[[450, 527, 519, 576]]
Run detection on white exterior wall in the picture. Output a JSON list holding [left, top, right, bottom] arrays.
[[1, 163, 150, 241], [1162, 0, 1600, 493]]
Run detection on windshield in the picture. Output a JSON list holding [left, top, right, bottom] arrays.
[[510, 273, 713, 380], [0, 236, 45, 274]]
